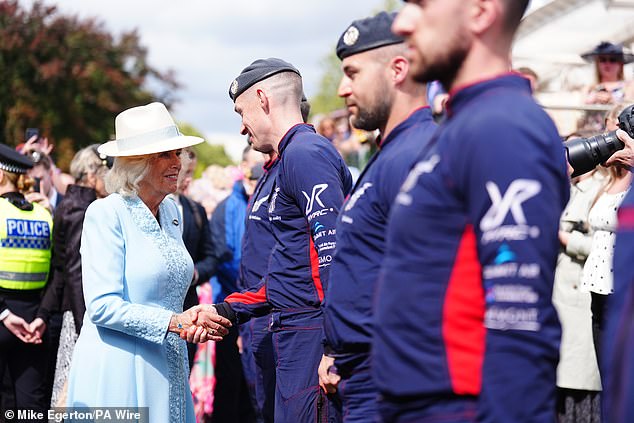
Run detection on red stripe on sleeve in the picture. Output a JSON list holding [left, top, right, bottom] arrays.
[[442, 224, 485, 395], [309, 236, 324, 302], [226, 285, 267, 305], [618, 206, 634, 230]]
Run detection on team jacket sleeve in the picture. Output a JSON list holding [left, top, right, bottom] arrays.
[[80, 201, 173, 344], [453, 115, 568, 421], [221, 277, 270, 324], [286, 146, 348, 296]]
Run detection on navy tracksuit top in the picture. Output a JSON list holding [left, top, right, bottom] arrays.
[[237, 158, 279, 291], [323, 107, 437, 357], [225, 124, 352, 322], [373, 74, 570, 422]]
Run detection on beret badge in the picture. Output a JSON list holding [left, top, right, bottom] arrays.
[[343, 26, 360, 46], [230, 79, 239, 96]]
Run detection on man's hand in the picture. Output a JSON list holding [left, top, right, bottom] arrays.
[[22, 136, 53, 156], [605, 129, 634, 169], [318, 354, 341, 394]]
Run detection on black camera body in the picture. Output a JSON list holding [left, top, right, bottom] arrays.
[[564, 105, 634, 177]]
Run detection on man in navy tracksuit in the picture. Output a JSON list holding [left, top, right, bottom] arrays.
[[237, 153, 278, 423], [210, 58, 351, 422], [602, 129, 634, 423], [371, 1, 570, 422], [318, 11, 436, 422]]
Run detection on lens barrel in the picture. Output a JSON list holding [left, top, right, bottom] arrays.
[[564, 131, 624, 178]]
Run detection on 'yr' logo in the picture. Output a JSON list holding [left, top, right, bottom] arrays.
[[480, 180, 541, 231], [302, 184, 328, 214]]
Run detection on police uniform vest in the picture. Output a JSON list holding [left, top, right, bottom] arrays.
[[0, 197, 52, 290]]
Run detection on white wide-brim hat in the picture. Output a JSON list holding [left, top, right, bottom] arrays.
[[98, 102, 204, 157]]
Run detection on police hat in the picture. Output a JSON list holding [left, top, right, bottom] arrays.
[[229, 58, 301, 102], [336, 11, 404, 60], [0, 143, 33, 174], [581, 41, 634, 64]]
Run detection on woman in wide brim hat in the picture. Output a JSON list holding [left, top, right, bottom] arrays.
[[579, 42, 634, 132], [64, 102, 232, 422]]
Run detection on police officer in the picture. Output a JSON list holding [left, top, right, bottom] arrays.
[[0, 143, 52, 416], [371, 1, 570, 421], [204, 58, 352, 422], [318, 11, 437, 422]]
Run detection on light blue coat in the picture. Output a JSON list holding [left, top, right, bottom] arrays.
[[66, 194, 195, 422]]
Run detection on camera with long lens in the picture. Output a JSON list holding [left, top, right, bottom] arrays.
[[564, 104, 634, 177]]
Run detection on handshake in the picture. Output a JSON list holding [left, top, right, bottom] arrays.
[[169, 304, 233, 344]]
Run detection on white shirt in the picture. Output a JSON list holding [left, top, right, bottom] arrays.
[[581, 189, 629, 294]]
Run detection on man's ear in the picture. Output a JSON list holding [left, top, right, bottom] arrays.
[[470, 0, 498, 35], [391, 56, 409, 85], [256, 89, 270, 114]]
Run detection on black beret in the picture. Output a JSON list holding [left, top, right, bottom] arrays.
[[336, 11, 403, 60], [0, 143, 33, 174], [229, 58, 301, 102]]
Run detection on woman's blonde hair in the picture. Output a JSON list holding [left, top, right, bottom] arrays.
[[0, 169, 33, 194]]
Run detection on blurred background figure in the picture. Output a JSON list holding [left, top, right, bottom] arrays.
[[578, 42, 634, 132], [31, 145, 112, 407], [553, 132, 605, 423], [317, 116, 336, 142]]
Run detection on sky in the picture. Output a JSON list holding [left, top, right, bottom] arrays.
[[26, 0, 389, 150]]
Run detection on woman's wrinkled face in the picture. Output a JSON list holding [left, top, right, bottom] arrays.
[[139, 149, 182, 199]]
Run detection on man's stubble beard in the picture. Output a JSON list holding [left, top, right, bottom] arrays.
[[411, 32, 471, 90]]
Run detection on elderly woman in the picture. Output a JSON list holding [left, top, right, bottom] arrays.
[[65, 103, 231, 422], [29, 145, 112, 406]]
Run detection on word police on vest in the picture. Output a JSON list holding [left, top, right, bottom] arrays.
[[7, 218, 51, 238]]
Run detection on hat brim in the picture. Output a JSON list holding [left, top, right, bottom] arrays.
[[581, 52, 634, 64], [98, 135, 204, 157]]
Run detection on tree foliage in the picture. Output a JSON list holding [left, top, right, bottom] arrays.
[[178, 122, 234, 178], [0, 1, 179, 170]]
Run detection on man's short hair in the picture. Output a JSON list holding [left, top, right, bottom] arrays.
[[255, 71, 303, 107]]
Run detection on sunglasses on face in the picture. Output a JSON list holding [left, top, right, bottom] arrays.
[[598, 56, 622, 64]]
